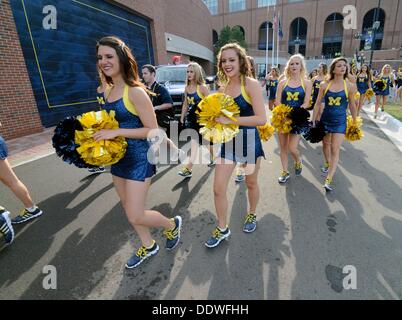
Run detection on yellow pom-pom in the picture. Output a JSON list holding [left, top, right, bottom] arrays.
[[257, 122, 275, 142], [271, 104, 293, 134], [365, 88, 374, 99], [345, 115, 364, 141], [75, 110, 127, 166], [197, 93, 240, 143], [354, 92, 360, 100]]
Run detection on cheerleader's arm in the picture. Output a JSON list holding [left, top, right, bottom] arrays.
[[347, 82, 358, 122], [312, 83, 326, 123]]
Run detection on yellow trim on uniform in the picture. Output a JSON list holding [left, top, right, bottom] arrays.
[[284, 78, 305, 91], [240, 77, 252, 105], [123, 85, 139, 116], [324, 80, 348, 101]]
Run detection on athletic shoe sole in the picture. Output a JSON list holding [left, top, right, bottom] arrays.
[[1, 212, 15, 245], [324, 185, 333, 192], [177, 172, 192, 178], [166, 216, 182, 251], [125, 245, 160, 269], [11, 210, 43, 225], [243, 224, 257, 233], [205, 229, 231, 248], [278, 176, 290, 184]]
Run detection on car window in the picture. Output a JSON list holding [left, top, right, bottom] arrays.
[[156, 67, 187, 83]]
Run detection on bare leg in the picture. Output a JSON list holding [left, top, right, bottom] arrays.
[[213, 160, 236, 229], [244, 158, 262, 214], [326, 134, 345, 181], [278, 133, 289, 172], [0, 159, 34, 208]]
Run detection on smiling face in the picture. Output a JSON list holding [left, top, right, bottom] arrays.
[[97, 45, 121, 79], [362, 65, 368, 73], [220, 48, 240, 79]]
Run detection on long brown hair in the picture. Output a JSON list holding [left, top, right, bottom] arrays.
[[246, 55, 256, 79], [217, 42, 250, 84], [96, 36, 145, 90], [326, 57, 349, 81]]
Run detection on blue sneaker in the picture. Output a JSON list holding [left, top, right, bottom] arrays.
[[0, 208, 15, 245], [125, 241, 159, 269], [11, 207, 43, 224], [295, 160, 303, 176], [88, 166, 106, 173], [243, 213, 257, 233], [205, 226, 231, 248], [163, 216, 182, 250]]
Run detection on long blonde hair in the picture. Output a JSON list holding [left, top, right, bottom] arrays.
[[284, 54, 307, 80], [380, 64, 391, 77], [186, 62, 205, 86]]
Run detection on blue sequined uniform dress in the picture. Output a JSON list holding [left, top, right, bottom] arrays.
[[397, 75, 402, 88], [281, 79, 307, 134], [320, 81, 349, 134], [356, 75, 369, 95], [0, 135, 8, 160], [268, 79, 278, 101], [375, 76, 391, 96], [184, 86, 203, 131], [220, 81, 265, 164], [100, 87, 156, 181], [309, 78, 322, 110]]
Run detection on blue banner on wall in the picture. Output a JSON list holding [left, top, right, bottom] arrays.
[[10, 0, 154, 127]]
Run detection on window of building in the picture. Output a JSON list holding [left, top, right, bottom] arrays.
[[228, 0, 246, 13], [257, 64, 267, 78], [257, 0, 276, 7], [288, 17, 307, 56], [203, 0, 218, 15], [359, 8, 385, 51], [322, 13, 344, 59]]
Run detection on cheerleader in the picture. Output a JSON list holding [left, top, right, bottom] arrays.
[[205, 43, 266, 248], [266, 67, 280, 111], [374, 64, 395, 118], [178, 62, 215, 178], [94, 36, 182, 268], [356, 64, 372, 115], [395, 68, 402, 104], [312, 57, 358, 192], [308, 63, 328, 111], [275, 54, 312, 183], [309, 68, 318, 80]]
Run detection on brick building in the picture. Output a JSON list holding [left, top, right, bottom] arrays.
[[204, 0, 402, 77], [0, 0, 214, 140]]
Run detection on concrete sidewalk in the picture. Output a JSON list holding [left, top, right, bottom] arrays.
[[362, 103, 402, 153], [6, 127, 55, 168]]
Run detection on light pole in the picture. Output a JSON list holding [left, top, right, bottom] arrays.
[[294, 37, 301, 54], [369, 0, 381, 68]]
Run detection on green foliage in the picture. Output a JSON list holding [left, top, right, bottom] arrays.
[[215, 25, 248, 55]]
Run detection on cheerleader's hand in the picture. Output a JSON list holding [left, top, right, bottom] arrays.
[[215, 116, 235, 125], [301, 104, 308, 109], [93, 129, 119, 142]]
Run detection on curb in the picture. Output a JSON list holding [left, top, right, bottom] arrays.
[[362, 103, 402, 153]]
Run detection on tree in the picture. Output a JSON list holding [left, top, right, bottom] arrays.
[[215, 25, 248, 55]]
